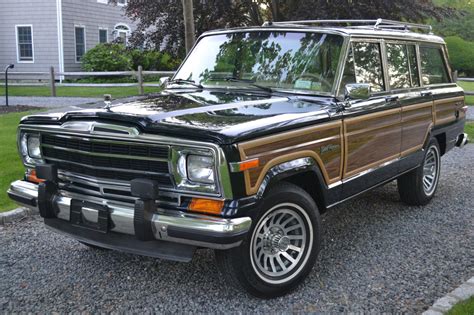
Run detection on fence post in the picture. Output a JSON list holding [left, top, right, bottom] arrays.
[[50, 66, 57, 97], [137, 66, 144, 95], [452, 70, 458, 82]]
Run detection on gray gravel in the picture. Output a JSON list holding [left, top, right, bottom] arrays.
[[467, 106, 474, 121], [1, 146, 473, 313], [0, 96, 101, 108]]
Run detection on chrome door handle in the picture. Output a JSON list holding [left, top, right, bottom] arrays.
[[421, 91, 433, 97], [385, 96, 399, 102]]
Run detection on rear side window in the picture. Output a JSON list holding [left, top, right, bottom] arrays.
[[386, 44, 420, 90], [420, 46, 450, 85], [351, 42, 385, 92]]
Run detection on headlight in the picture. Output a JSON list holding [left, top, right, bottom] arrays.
[[19, 133, 43, 165], [171, 147, 218, 194], [187, 155, 215, 184]]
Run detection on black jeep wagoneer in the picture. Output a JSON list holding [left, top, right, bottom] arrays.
[[8, 19, 468, 297]]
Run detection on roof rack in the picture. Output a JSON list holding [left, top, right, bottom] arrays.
[[263, 19, 433, 34]]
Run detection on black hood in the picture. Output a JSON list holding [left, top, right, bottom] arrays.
[[22, 89, 338, 144]]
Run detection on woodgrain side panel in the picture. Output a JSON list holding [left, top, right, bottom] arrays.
[[434, 96, 464, 126], [238, 121, 343, 196], [401, 102, 433, 156], [343, 108, 402, 178]]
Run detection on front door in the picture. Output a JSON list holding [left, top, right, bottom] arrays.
[[340, 40, 402, 198]]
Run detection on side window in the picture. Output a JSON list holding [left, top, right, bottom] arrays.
[[386, 44, 411, 89], [386, 43, 420, 89], [407, 45, 420, 87], [352, 42, 385, 92], [420, 46, 450, 85]]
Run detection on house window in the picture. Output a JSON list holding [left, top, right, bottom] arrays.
[[75, 27, 86, 62], [16, 25, 34, 62], [99, 29, 108, 43], [114, 24, 130, 44]]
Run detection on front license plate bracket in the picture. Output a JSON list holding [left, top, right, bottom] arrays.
[[70, 200, 109, 233]]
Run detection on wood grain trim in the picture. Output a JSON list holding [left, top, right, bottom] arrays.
[[238, 121, 342, 196], [433, 96, 464, 106], [401, 101, 433, 113], [343, 107, 401, 178]]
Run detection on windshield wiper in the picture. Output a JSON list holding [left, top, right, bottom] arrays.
[[209, 76, 273, 93], [167, 79, 203, 89]]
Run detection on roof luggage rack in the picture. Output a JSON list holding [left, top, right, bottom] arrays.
[[263, 19, 433, 34]]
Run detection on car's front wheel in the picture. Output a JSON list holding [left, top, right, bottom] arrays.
[[215, 182, 321, 298]]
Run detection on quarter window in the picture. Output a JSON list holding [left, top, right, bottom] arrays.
[[75, 27, 86, 62], [350, 42, 385, 92], [16, 26, 34, 62], [420, 46, 449, 85], [386, 43, 420, 89]]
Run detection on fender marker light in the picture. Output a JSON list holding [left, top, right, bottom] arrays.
[[229, 158, 260, 173], [27, 170, 45, 184], [188, 198, 224, 215]]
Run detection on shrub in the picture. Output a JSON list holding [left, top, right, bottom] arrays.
[[82, 44, 181, 72], [445, 36, 474, 77], [81, 44, 133, 72]]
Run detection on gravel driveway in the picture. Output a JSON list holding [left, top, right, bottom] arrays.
[[1, 146, 472, 313]]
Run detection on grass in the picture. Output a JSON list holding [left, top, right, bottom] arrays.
[[458, 81, 474, 105], [0, 85, 160, 99], [0, 111, 42, 212], [446, 296, 474, 315], [465, 122, 474, 140]]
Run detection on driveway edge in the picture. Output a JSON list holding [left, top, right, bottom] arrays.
[[423, 276, 474, 314], [0, 207, 38, 225]]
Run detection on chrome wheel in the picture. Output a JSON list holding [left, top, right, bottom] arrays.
[[250, 203, 313, 284], [422, 146, 440, 196]]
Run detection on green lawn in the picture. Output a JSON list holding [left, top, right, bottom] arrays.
[[465, 122, 474, 140], [446, 296, 474, 315], [0, 85, 160, 99], [458, 80, 474, 91], [0, 111, 41, 212]]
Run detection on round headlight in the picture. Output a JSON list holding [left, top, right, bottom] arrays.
[[27, 135, 41, 158], [187, 155, 215, 184]]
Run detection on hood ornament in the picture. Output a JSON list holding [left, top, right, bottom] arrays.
[[103, 94, 112, 111]]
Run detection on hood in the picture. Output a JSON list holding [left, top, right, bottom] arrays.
[[22, 89, 338, 144]]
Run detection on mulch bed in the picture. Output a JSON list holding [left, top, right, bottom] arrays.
[[0, 105, 45, 115]]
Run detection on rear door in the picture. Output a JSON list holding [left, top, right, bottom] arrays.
[[385, 42, 434, 172]]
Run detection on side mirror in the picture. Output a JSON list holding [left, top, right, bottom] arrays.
[[159, 76, 170, 87], [344, 83, 371, 100]]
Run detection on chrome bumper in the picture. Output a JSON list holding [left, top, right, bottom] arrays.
[[456, 133, 469, 148], [8, 180, 252, 251]]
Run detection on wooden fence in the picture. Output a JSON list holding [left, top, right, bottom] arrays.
[[1, 66, 175, 96]]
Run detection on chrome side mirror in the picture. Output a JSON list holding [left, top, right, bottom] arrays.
[[344, 83, 371, 100], [159, 76, 170, 87]]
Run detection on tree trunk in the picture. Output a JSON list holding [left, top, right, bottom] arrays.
[[181, 0, 195, 53]]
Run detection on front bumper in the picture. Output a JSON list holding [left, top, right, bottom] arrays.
[[8, 180, 252, 261]]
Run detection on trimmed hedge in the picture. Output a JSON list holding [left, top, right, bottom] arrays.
[[82, 44, 180, 72], [445, 36, 474, 77]]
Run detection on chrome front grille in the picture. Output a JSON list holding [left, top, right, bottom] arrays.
[[40, 133, 173, 186]]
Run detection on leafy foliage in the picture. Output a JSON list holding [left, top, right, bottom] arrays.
[[445, 36, 474, 76], [82, 43, 180, 72], [115, 0, 451, 58]]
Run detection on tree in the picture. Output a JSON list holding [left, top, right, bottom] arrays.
[[181, 0, 195, 53], [119, 0, 452, 58]]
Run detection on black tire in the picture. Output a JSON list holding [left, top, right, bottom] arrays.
[[79, 241, 109, 251], [398, 139, 441, 206], [215, 182, 321, 298]]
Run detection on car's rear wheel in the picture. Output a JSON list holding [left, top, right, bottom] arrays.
[[215, 182, 321, 298], [398, 139, 441, 206]]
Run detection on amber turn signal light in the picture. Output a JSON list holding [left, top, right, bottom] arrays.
[[188, 198, 224, 215], [27, 170, 45, 184]]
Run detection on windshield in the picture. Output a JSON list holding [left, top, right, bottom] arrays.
[[173, 31, 344, 94]]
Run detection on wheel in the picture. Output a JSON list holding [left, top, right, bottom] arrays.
[[79, 241, 109, 250], [398, 139, 441, 206], [215, 182, 321, 298]]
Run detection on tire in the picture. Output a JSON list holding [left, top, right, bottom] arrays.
[[79, 241, 109, 251], [215, 182, 321, 298], [398, 139, 441, 206]]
